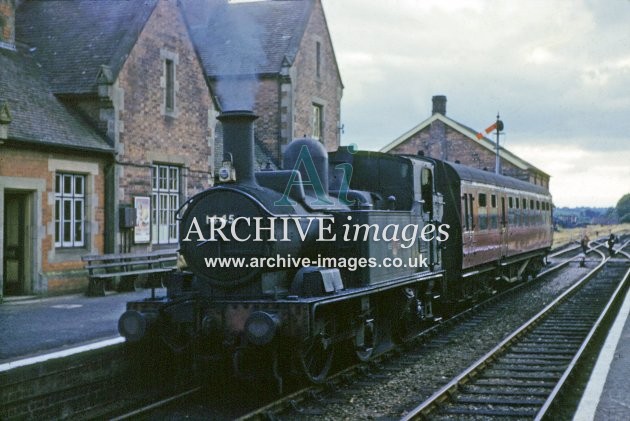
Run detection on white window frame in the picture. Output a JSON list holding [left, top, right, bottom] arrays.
[[55, 173, 85, 248], [151, 164, 180, 245], [312, 103, 323, 140]]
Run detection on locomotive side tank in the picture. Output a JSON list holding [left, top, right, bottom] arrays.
[[120, 111, 445, 388]]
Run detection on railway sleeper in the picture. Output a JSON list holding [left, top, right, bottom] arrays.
[[461, 386, 551, 396], [475, 378, 556, 387], [489, 364, 568, 372], [481, 371, 561, 380], [440, 405, 537, 417], [454, 395, 547, 405]]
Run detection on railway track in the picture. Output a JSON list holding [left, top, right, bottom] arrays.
[[108, 240, 617, 419], [402, 244, 629, 420], [230, 246, 600, 420]]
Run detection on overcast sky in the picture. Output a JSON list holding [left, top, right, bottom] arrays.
[[320, 0, 630, 208]]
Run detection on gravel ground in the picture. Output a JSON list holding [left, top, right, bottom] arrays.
[[296, 261, 593, 420]]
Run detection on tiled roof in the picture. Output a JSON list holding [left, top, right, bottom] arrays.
[[184, 0, 313, 77], [16, 0, 157, 95], [0, 47, 112, 152]]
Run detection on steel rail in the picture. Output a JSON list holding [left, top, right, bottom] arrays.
[[235, 249, 589, 421], [535, 241, 630, 419], [401, 245, 612, 420], [109, 386, 202, 420]]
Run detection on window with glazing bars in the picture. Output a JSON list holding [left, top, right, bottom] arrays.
[[151, 165, 179, 244], [55, 173, 85, 247]]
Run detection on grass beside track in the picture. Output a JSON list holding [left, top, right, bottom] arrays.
[[553, 223, 630, 249]]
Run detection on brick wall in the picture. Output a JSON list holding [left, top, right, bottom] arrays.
[[291, 0, 342, 153], [0, 0, 15, 47], [116, 0, 214, 206], [390, 121, 531, 182], [247, 0, 342, 164], [253, 78, 281, 161], [0, 341, 197, 419], [0, 145, 108, 294]]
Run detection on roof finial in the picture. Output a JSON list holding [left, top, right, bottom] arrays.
[[0, 101, 12, 140]]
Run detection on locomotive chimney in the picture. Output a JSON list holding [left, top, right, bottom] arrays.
[[217, 110, 258, 185], [432, 95, 447, 115]]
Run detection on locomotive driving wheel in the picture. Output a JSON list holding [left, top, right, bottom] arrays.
[[296, 313, 335, 383]]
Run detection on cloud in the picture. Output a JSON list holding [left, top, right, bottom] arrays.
[[322, 0, 630, 206], [511, 144, 630, 207]]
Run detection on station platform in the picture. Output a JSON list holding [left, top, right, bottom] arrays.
[[574, 283, 630, 420], [0, 289, 162, 363]]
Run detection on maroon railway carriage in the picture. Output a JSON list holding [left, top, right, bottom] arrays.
[[432, 159, 553, 303]]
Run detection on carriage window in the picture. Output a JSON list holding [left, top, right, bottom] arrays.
[[490, 194, 498, 229], [462, 194, 469, 230], [478, 193, 487, 230], [462, 193, 474, 231], [421, 168, 433, 214]]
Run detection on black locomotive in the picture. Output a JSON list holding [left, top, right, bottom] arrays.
[[118, 111, 553, 388]]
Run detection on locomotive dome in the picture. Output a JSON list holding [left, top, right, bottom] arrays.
[[284, 138, 330, 195]]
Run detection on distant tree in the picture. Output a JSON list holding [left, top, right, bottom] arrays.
[[617, 193, 630, 222]]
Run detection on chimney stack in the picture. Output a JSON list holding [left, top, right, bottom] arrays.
[[0, 0, 16, 50], [432, 95, 447, 115]]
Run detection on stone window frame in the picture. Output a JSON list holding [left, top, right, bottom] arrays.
[[160, 49, 179, 118], [47, 159, 99, 263]]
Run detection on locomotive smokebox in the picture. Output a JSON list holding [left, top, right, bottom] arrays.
[[218, 110, 258, 185]]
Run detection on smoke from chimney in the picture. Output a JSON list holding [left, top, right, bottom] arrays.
[[185, 0, 265, 111]]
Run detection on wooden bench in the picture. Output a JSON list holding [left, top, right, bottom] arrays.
[[82, 249, 178, 296]]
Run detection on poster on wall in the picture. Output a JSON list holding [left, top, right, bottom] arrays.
[[134, 196, 151, 244]]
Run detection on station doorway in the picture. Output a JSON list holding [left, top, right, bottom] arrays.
[[3, 191, 33, 296]]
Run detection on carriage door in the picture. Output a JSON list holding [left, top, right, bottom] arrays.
[[500, 196, 508, 258], [3, 192, 31, 296], [462, 192, 474, 267]]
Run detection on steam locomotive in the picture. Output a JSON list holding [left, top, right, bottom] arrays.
[[118, 111, 553, 388]]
